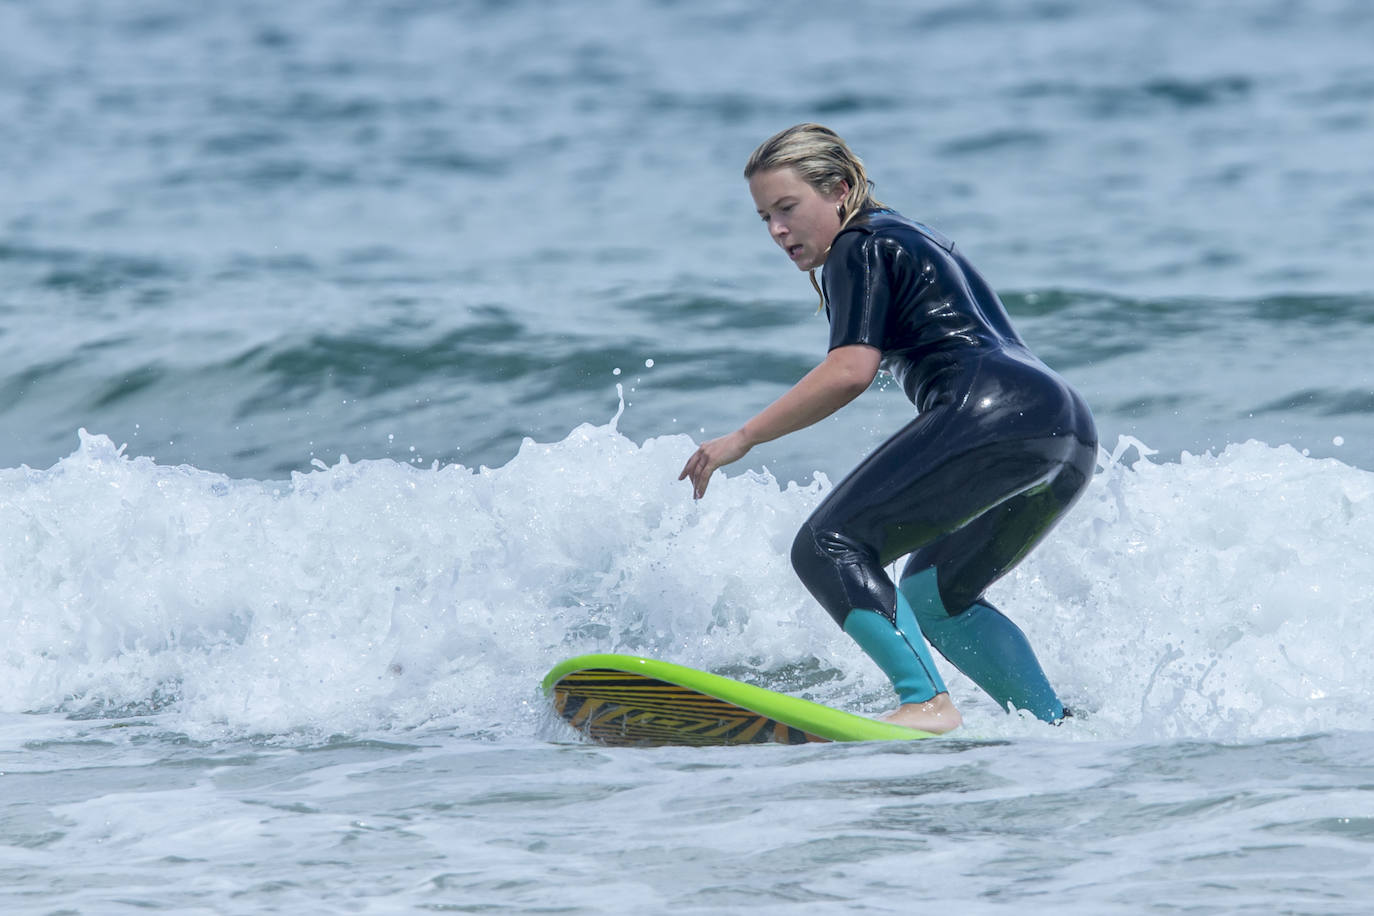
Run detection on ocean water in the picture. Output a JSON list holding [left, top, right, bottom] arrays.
[[3, 0, 1374, 912]]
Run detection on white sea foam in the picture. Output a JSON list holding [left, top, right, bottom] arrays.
[[1015, 435, 1374, 741], [3, 422, 1372, 745]]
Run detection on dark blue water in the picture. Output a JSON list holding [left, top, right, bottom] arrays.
[[3, 0, 1373, 478]]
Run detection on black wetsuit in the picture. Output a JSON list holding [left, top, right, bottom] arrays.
[[791, 210, 1098, 628]]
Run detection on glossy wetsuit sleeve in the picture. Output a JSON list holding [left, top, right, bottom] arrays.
[[823, 230, 891, 352]]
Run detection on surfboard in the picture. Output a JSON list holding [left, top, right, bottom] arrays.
[[542, 653, 936, 747]]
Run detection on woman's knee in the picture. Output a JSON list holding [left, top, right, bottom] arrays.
[[789, 524, 824, 588]]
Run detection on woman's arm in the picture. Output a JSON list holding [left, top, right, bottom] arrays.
[[678, 344, 881, 499]]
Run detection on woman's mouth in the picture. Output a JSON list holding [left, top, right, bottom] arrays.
[[786, 244, 804, 260]]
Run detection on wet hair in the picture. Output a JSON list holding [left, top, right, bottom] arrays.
[[744, 123, 888, 307], [744, 123, 886, 230]]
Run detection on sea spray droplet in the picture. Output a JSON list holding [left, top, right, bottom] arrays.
[[644, 358, 655, 368]]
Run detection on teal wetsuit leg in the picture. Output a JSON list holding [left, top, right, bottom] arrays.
[[899, 568, 1065, 722], [842, 594, 947, 705]]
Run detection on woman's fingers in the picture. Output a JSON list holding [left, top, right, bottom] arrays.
[[696, 458, 716, 498], [679, 446, 715, 499], [678, 450, 703, 482], [691, 452, 713, 499]]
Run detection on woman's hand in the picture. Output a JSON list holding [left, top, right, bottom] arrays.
[[677, 345, 880, 500], [678, 429, 753, 500]]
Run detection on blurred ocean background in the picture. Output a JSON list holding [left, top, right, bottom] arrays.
[[3, 0, 1373, 912]]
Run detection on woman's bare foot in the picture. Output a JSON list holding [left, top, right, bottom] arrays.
[[881, 692, 963, 734]]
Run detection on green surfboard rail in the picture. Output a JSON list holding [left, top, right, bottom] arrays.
[[543, 653, 935, 743]]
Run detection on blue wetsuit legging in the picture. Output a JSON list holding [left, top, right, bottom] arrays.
[[790, 350, 1097, 721]]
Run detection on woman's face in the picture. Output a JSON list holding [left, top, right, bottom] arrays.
[[749, 167, 848, 271]]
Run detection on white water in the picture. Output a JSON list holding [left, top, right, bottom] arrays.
[[5, 409, 1372, 746]]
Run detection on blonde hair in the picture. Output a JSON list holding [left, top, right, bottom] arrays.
[[744, 123, 887, 308]]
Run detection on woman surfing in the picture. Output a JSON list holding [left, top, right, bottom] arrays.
[[679, 124, 1097, 733]]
